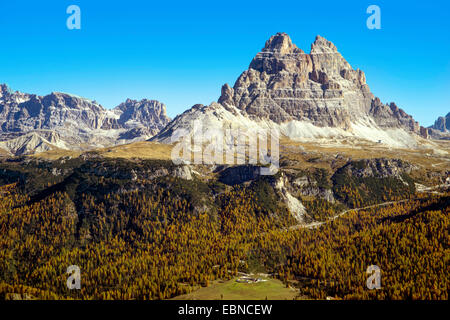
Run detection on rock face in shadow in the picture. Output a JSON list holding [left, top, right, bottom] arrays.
[[218, 165, 262, 185], [430, 113, 450, 132]]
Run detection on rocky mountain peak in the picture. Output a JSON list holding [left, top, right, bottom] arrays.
[[310, 35, 338, 54], [0, 84, 12, 99], [430, 113, 450, 132], [262, 32, 299, 54], [156, 32, 430, 147], [114, 99, 170, 124], [42, 92, 104, 113], [428, 112, 450, 139], [0, 86, 172, 155], [222, 33, 362, 124], [249, 33, 307, 75], [108, 98, 171, 139], [0, 83, 9, 93]]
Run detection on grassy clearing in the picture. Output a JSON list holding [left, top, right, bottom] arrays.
[[172, 277, 298, 300], [280, 137, 450, 171], [28, 136, 449, 174], [30, 141, 173, 160], [30, 148, 82, 160], [97, 141, 173, 160]]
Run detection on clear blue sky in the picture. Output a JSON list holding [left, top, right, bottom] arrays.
[[0, 0, 448, 126]]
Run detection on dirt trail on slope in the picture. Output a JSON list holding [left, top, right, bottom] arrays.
[[289, 183, 449, 231], [289, 199, 410, 230]]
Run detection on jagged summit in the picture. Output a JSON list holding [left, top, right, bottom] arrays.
[[430, 113, 450, 132], [0, 86, 171, 155], [262, 32, 301, 54], [0, 33, 435, 154], [428, 112, 450, 139], [0, 83, 9, 93], [260, 33, 337, 54], [0, 84, 12, 99], [155, 33, 429, 148], [114, 98, 170, 135], [219, 33, 370, 125], [311, 35, 338, 53]]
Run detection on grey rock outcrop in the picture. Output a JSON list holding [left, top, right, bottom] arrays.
[[335, 158, 415, 179], [428, 113, 450, 139], [113, 99, 170, 136], [154, 33, 428, 148], [0, 86, 171, 155], [219, 33, 423, 134], [430, 113, 450, 132], [293, 175, 335, 203]]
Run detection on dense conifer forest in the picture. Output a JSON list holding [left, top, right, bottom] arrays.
[[0, 158, 448, 300]]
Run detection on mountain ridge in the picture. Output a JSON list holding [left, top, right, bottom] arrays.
[[428, 112, 450, 140], [154, 33, 430, 148], [0, 85, 171, 155], [0, 32, 444, 155]]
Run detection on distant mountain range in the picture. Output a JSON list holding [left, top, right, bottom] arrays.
[[428, 112, 450, 140], [0, 84, 170, 155], [0, 33, 446, 156]]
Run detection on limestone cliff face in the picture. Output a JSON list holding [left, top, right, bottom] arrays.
[[430, 113, 450, 132], [0, 86, 171, 155], [218, 33, 424, 135], [0, 32, 434, 155], [428, 113, 450, 140], [113, 99, 170, 136], [334, 158, 415, 179], [155, 33, 428, 148]]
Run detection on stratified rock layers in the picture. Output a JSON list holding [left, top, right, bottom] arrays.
[[0, 85, 170, 155], [155, 33, 429, 147]]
